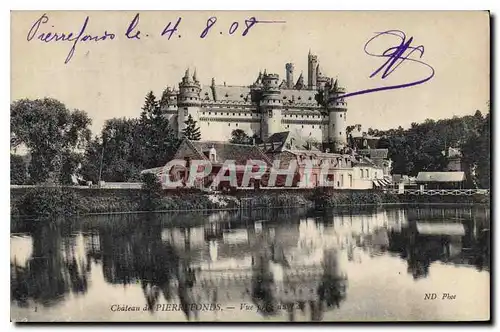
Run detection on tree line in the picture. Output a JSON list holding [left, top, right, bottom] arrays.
[[369, 108, 490, 188], [11, 92, 202, 185], [11, 95, 490, 189]]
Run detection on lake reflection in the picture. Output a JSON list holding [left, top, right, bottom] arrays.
[[11, 206, 490, 322]]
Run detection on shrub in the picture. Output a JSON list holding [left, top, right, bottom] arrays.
[[15, 186, 80, 218], [139, 173, 163, 211]]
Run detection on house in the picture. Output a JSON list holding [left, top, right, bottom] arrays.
[[142, 139, 274, 190], [142, 132, 393, 190], [357, 148, 392, 176], [415, 171, 466, 189]]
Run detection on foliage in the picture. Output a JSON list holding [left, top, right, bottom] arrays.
[[15, 187, 80, 218], [80, 91, 180, 183], [373, 108, 490, 188], [11, 98, 91, 184], [182, 114, 201, 141], [139, 91, 180, 169], [80, 118, 142, 183], [11, 154, 28, 185], [230, 129, 253, 145], [139, 173, 164, 211]]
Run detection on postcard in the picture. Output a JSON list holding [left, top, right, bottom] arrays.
[[10, 10, 490, 322]]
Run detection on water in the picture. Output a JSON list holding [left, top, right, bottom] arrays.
[[10, 206, 490, 322]]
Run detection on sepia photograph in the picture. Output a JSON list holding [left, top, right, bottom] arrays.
[[9, 10, 490, 322]]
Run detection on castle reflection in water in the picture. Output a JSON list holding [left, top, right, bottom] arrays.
[[10, 206, 490, 321]]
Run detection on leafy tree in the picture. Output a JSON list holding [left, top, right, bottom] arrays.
[[81, 118, 142, 183], [11, 98, 91, 184], [80, 91, 181, 183], [11, 154, 28, 185], [230, 129, 252, 144], [373, 107, 490, 188], [182, 114, 201, 141]]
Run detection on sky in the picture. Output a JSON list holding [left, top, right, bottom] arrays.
[[11, 11, 490, 135]]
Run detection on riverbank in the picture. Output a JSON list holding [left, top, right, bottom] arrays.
[[10, 186, 490, 218]]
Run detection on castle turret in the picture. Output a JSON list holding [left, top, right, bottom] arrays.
[[162, 86, 178, 123], [260, 72, 282, 140], [177, 68, 201, 137], [308, 50, 318, 90], [285, 63, 294, 89], [326, 78, 348, 151]]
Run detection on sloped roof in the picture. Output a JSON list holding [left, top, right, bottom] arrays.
[[358, 149, 389, 159], [416, 172, 465, 182], [352, 156, 377, 167], [200, 85, 252, 102], [280, 89, 319, 105], [198, 84, 321, 106], [261, 131, 322, 153], [189, 140, 272, 165]]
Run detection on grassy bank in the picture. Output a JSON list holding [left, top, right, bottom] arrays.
[[11, 186, 489, 219]]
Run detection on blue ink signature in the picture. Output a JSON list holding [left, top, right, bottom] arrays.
[[27, 14, 115, 64], [341, 30, 435, 99]]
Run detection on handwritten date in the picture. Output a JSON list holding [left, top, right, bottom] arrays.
[[26, 13, 285, 64]]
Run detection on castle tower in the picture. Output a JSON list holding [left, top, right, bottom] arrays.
[[162, 86, 178, 126], [307, 50, 318, 90], [260, 72, 282, 140], [326, 78, 348, 151], [285, 63, 294, 89], [177, 68, 201, 138]]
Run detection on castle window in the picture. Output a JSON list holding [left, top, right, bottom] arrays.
[[209, 112, 211, 115], [339, 132, 342, 135], [236, 123, 238, 127], [228, 123, 230, 126], [312, 125, 315, 129], [340, 114, 342, 118], [190, 97, 193, 100], [232, 113, 235, 116], [302, 125, 304, 128], [319, 125, 322, 129], [208, 122, 210, 126], [308, 97, 312, 100], [298, 96, 301, 100], [192, 89, 194, 92], [203, 112, 205, 115]]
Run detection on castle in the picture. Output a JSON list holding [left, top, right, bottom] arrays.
[[161, 51, 348, 151]]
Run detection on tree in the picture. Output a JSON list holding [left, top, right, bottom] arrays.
[[230, 129, 253, 144], [81, 118, 142, 183], [11, 98, 91, 184], [182, 114, 201, 141], [139, 173, 163, 211], [138, 91, 180, 168], [11, 154, 28, 185]]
